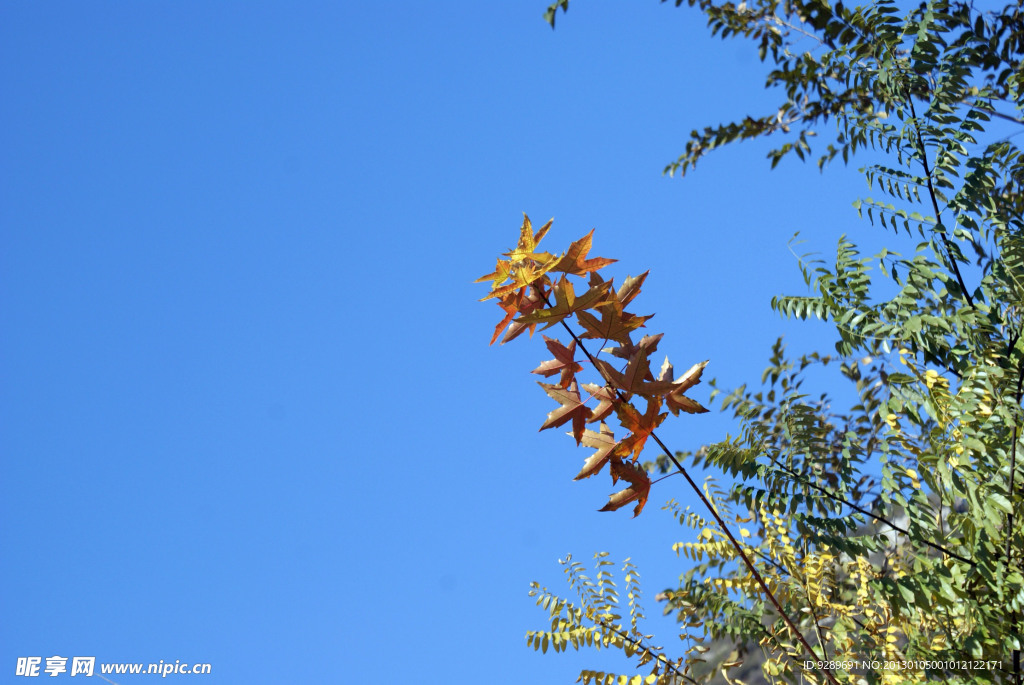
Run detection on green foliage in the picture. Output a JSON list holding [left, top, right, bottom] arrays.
[[527, 553, 691, 684], [512, 1, 1024, 683]]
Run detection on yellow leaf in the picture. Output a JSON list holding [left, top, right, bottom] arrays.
[[504, 214, 553, 264]]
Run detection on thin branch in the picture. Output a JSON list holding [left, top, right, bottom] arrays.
[[906, 94, 976, 309], [764, 450, 975, 566], [1009, 360, 1024, 685], [593, 618, 698, 685], [550, 312, 841, 685], [989, 109, 1024, 126]]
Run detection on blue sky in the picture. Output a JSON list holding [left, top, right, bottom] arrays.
[[1, 2, 877, 683]]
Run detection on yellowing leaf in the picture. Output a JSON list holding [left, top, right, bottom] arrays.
[[657, 356, 673, 383], [504, 214, 553, 265], [477, 215, 558, 301], [477, 258, 557, 301], [474, 258, 513, 290]]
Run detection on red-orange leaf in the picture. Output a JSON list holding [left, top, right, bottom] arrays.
[[599, 461, 651, 517], [615, 398, 667, 460], [538, 379, 591, 444], [573, 423, 618, 480], [552, 229, 617, 276], [532, 336, 583, 388], [489, 289, 522, 345], [489, 287, 546, 344]]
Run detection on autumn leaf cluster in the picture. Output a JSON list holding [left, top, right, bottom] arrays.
[[477, 215, 709, 516]]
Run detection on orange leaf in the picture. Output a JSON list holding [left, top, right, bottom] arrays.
[[551, 229, 617, 276], [488, 287, 546, 344], [615, 398, 667, 459], [599, 461, 651, 517], [488, 289, 522, 345], [499, 287, 546, 344]]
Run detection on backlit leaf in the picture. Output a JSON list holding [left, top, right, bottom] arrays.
[[532, 336, 584, 388], [552, 229, 617, 276], [573, 423, 619, 480], [539, 379, 592, 444], [599, 461, 651, 517]]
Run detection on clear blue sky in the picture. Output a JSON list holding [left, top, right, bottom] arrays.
[[2, 2, 874, 683]]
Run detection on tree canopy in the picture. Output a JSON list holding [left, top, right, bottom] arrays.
[[481, 1, 1023, 683]]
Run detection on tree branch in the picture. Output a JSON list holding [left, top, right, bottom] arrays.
[[547, 309, 841, 685]]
